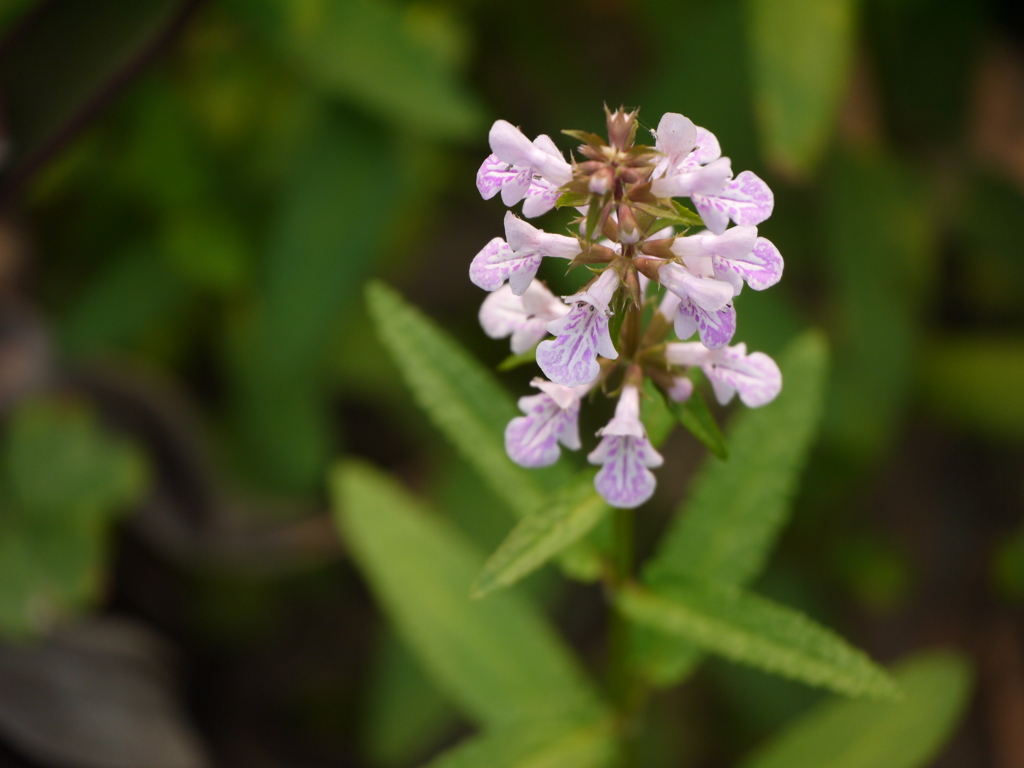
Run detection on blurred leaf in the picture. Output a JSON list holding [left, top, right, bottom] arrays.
[[60, 245, 192, 359], [161, 207, 249, 292], [331, 460, 606, 726], [497, 346, 538, 372], [0, 0, 188, 184], [366, 281, 569, 517], [0, 398, 147, 638], [616, 580, 898, 700], [227, 0, 484, 140], [231, 111, 395, 493], [992, 522, 1024, 602], [922, 336, 1024, 440], [635, 331, 829, 685], [655, 376, 728, 460], [822, 153, 931, 459], [737, 652, 972, 768], [472, 473, 609, 598], [746, 0, 857, 176], [364, 632, 458, 767], [421, 718, 618, 768]]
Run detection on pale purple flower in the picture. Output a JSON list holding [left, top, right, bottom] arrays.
[[477, 126, 571, 215], [536, 268, 620, 387], [650, 113, 774, 235], [692, 171, 775, 236], [671, 226, 783, 294], [479, 281, 569, 354], [505, 378, 587, 468], [658, 261, 736, 349], [666, 342, 782, 407], [469, 212, 581, 295], [588, 385, 664, 508]]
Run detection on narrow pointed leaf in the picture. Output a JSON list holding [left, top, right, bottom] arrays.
[[556, 191, 591, 209], [635, 331, 828, 685], [746, 0, 857, 176], [332, 460, 606, 726], [656, 380, 728, 460], [472, 473, 610, 598], [616, 581, 899, 700], [366, 281, 568, 518], [738, 652, 972, 768], [422, 718, 618, 768]]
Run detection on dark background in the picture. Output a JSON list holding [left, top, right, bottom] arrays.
[[0, 0, 1021, 766]]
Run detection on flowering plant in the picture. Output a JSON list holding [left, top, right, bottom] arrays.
[[471, 107, 783, 508]]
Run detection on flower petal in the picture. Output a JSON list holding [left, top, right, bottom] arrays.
[[505, 395, 570, 467], [589, 435, 661, 509], [693, 171, 774, 234], [522, 179, 560, 218], [714, 236, 783, 291], [469, 237, 542, 294], [678, 299, 737, 349], [706, 347, 782, 407], [537, 304, 613, 387]]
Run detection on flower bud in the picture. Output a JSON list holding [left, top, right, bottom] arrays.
[[589, 167, 614, 195], [618, 204, 640, 244]]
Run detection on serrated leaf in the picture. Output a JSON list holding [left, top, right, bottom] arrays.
[[423, 717, 618, 768], [616, 580, 899, 700], [746, 0, 857, 176], [636, 331, 829, 684], [472, 474, 610, 598], [331, 461, 606, 726], [366, 281, 568, 518], [556, 191, 591, 209], [738, 652, 973, 768]]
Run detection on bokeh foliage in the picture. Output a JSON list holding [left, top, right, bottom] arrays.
[[0, 0, 1020, 765]]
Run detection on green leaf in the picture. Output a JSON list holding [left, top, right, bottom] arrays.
[[363, 632, 458, 766], [746, 0, 857, 176], [228, 0, 483, 140], [497, 346, 538, 372], [616, 581, 898, 700], [560, 129, 607, 148], [472, 473, 611, 598], [0, 397, 148, 638], [632, 201, 702, 229], [636, 331, 829, 684], [332, 460, 606, 726], [423, 718, 617, 768], [556, 191, 591, 209], [658, 380, 728, 460], [737, 652, 972, 768], [230, 113, 397, 493], [366, 281, 569, 517]]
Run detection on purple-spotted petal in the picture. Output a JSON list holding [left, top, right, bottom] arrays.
[[693, 171, 774, 234], [476, 154, 520, 200], [589, 435, 663, 509], [677, 299, 736, 349], [713, 236, 783, 291], [705, 344, 782, 407], [522, 179, 560, 218], [499, 168, 533, 206], [469, 237, 542, 294], [505, 391, 581, 468], [681, 126, 722, 169], [659, 263, 734, 312], [537, 304, 615, 387], [479, 282, 566, 353]]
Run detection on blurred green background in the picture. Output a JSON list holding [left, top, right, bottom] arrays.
[[0, 0, 1022, 766]]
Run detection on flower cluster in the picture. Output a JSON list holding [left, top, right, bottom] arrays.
[[470, 108, 784, 509]]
